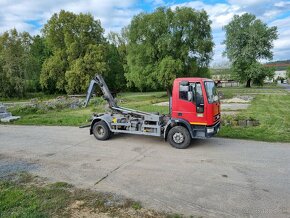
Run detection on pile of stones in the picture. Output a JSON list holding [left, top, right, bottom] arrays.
[[222, 115, 260, 127], [31, 97, 83, 111], [0, 103, 21, 122]]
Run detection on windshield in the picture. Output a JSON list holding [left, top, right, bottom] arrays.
[[204, 81, 218, 104]]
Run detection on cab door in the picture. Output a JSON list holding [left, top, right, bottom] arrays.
[[172, 82, 206, 125]]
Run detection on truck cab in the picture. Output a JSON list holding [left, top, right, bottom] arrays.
[[165, 78, 220, 145]]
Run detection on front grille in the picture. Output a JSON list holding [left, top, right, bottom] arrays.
[[214, 114, 220, 121]]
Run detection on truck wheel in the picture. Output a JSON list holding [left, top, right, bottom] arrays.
[[167, 126, 191, 149], [93, 121, 112, 141]]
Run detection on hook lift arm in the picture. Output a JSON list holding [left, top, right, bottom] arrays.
[[84, 74, 118, 108]]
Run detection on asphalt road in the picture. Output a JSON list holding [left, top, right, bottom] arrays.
[[0, 125, 290, 217]]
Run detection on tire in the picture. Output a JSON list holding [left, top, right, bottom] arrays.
[[92, 121, 112, 141], [167, 126, 191, 149]]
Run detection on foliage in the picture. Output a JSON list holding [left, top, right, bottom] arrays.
[[223, 13, 278, 87], [249, 63, 274, 86], [0, 29, 31, 97], [26, 35, 49, 92], [65, 44, 108, 94], [105, 43, 127, 91], [210, 68, 232, 80], [40, 10, 106, 94], [107, 31, 128, 91], [125, 7, 213, 92]]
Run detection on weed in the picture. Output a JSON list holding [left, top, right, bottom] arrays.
[[132, 201, 142, 210]]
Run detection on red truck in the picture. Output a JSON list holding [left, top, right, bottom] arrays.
[[84, 75, 221, 149]]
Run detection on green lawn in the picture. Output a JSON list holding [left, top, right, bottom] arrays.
[[218, 94, 290, 142], [5, 92, 168, 126], [217, 86, 285, 99], [2, 88, 290, 142]]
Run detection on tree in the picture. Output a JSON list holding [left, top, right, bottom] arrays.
[[223, 13, 278, 87], [26, 35, 49, 91], [105, 44, 126, 91], [125, 7, 213, 93], [40, 10, 107, 94], [0, 29, 31, 97], [107, 31, 128, 91], [65, 44, 108, 94]]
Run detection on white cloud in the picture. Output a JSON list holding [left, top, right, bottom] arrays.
[[228, 0, 273, 6], [171, 1, 244, 30], [269, 16, 290, 61], [145, 0, 165, 6], [274, 1, 290, 8], [0, 0, 139, 34]]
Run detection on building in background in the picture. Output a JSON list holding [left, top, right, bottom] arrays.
[[264, 61, 290, 83]]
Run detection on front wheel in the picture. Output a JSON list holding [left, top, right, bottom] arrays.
[[167, 126, 191, 149], [92, 121, 112, 141]]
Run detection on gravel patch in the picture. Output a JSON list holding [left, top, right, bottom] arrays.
[[0, 155, 39, 178], [221, 103, 250, 111]]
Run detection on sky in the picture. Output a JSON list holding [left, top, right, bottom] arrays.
[[0, 0, 289, 66]]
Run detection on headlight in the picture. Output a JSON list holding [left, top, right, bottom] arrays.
[[207, 127, 214, 133]]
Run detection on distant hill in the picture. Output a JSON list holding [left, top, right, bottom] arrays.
[[265, 60, 290, 71]]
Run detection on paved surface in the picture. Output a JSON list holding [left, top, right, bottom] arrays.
[[0, 125, 290, 217]]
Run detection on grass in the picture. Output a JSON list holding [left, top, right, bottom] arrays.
[[0, 173, 184, 218], [8, 107, 94, 126], [218, 86, 285, 99], [3, 92, 169, 126], [218, 94, 290, 142]]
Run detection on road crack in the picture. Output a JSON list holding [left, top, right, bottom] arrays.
[[94, 146, 152, 185]]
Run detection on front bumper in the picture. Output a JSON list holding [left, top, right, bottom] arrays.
[[191, 121, 221, 139], [205, 121, 221, 137]]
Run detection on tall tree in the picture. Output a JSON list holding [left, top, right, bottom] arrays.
[[40, 10, 106, 94], [223, 13, 278, 87], [0, 29, 31, 97], [107, 31, 128, 91], [26, 35, 49, 91], [125, 7, 213, 93]]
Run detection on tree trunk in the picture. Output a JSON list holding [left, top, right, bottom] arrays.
[[246, 79, 251, 88]]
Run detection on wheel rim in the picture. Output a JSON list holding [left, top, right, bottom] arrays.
[[173, 132, 184, 144], [96, 125, 105, 136]]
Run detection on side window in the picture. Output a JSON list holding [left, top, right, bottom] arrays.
[[179, 83, 188, 100], [179, 82, 196, 101]]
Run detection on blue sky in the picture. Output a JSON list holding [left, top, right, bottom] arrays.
[[0, 0, 289, 65]]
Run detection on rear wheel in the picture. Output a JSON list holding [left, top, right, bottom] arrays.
[[167, 126, 191, 149], [92, 121, 112, 140]]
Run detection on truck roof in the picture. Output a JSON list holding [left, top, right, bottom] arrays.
[[174, 77, 213, 82]]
